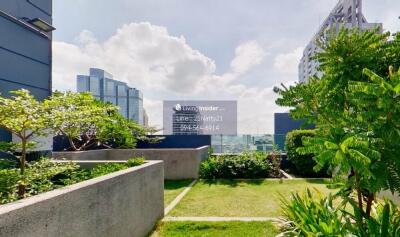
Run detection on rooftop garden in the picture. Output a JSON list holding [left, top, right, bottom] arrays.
[[154, 28, 400, 236], [0, 27, 399, 237]]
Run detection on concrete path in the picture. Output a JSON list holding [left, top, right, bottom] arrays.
[[164, 179, 197, 215], [280, 169, 293, 179], [163, 216, 284, 223]]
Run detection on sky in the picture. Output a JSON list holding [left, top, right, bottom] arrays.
[[52, 0, 400, 134]]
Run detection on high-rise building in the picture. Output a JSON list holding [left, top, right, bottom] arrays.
[[77, 68, 145, 125], [0, 0, 55, 145], [299, 0, 382, 83]]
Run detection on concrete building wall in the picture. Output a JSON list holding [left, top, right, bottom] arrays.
[[53, 146, 210, 179], [0, 0, 52, 99], [0, 0, 53, 142], [0, 160, 164, 237]]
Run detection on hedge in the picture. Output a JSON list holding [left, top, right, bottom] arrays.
[[199, 152, 281, 179], [286, 129, 328, 177]]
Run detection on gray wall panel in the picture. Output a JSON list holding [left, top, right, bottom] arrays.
[[0, 49, 50, 90], [0, 0, 51, 23], [0, 80, 49, 100], [0, 17, 50, 64], [0, 0, 52, 144]]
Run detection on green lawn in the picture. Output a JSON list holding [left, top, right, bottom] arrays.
[[168, 179, 335, 217], [153, 221, 278, 237], [164, 180, 194, 206]]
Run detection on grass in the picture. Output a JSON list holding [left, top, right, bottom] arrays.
[[168, 179, 335, 217], [153, 221, 278, 237], [164, 180, 194, 206]]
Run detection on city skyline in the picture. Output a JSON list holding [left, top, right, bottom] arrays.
[[52, 0, 400, 134]]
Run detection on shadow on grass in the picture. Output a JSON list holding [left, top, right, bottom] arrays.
[[201, 179, 266, 187], [200, 178, 336, 189], [164, 179, 194, 191]]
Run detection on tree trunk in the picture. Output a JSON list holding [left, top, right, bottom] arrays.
[[20, 139, 26, 175], [18, 138, 27, 198], [67, 136, 78, 151], [365, 193, 374, 218], [355, 172, 364, 214]]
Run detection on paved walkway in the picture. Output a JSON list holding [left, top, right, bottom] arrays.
[[280, 169, 293, 179]]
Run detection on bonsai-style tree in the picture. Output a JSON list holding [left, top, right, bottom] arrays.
[[45, 91, 118, 151], [0, 90, 49, 175], [275, 28, 400, 228]]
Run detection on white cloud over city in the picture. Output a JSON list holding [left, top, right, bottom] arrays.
[[53, 22, 289, 133], [53, 0, 400, 134]]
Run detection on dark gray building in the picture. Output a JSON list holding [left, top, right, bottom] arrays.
[[274, 113, 313, 151], [0, 0, 54, 141]]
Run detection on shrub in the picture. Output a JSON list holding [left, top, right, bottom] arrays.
[[126, 157, 145, 167], [0, 159, 81, 203], [199, 152, 280, 179], [279, 189, 349, 236], [280, 190, 400, 237], [89, 163, 127, 178], [0, 157, 145, 204], [0, 169, 20, 203], [286, 130, 328, 177], [89, 157, 145, 178]]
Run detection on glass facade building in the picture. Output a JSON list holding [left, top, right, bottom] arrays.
[[77, 68, 145, 125]]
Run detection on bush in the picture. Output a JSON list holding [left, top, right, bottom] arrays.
[[279, 189, 349, 236], [0, 159, 82, 203], [126, 157, 145, 167], [280, 190, 400, 237], [89, 157, 145, 178], [0, 157, 145, 204], [199, 152, 280, 179], [286, 130, 328, 177]]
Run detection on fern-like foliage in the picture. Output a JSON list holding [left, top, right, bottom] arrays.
[[275, 28, 400, 220]]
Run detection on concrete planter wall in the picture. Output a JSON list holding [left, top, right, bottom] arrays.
[[0, 161, 164, 237], [53, 146, 209, 180]]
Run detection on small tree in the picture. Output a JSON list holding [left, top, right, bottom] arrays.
[[96, 111, 140, 149], [45, 91, 117, 151], [275, 29, 400, 228], [0, 90, 49, 175]]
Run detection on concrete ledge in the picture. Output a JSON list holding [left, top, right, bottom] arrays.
[[0, 160, 164, 237], [53, 146, 210, 180]]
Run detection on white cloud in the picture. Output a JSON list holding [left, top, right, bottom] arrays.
[[54, 22, 216, 94], [53, 22, 287, 134], [273, 47, 304, 76], [230, 40, 266, 74]]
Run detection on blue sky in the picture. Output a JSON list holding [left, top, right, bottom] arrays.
[[52, 0, 400, 133]]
